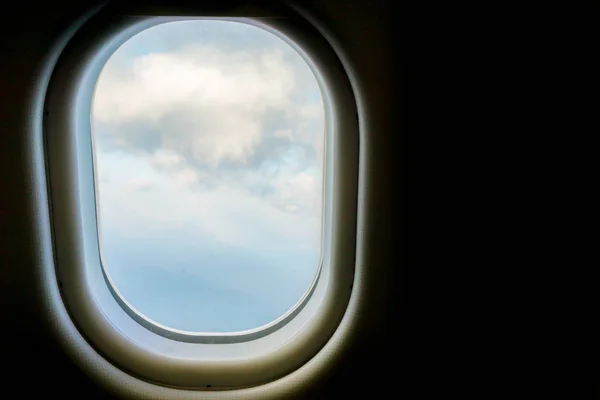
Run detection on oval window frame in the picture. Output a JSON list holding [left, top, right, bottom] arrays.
[[42, 0, 361, 392]]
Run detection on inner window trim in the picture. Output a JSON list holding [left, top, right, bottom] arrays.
[[91, 18, 328, 343]]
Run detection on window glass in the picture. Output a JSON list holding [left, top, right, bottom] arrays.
[[91, 20, 325, 332]]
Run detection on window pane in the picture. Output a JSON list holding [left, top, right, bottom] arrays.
[[91, 20, 325, 333]]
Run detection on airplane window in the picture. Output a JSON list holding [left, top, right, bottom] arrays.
[[91, 20, 325, 333]]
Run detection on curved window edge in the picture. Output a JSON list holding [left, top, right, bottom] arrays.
[[32, 0, 366, 394], [91, 17, 327, 343]]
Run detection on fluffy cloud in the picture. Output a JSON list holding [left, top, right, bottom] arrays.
[[93, 33, 325, 215], [94, 44, 296, 166]]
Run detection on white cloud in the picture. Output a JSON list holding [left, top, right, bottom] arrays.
[[150, 148, 184, 169], [97, 151, 320, 252], [93, 44, 296, 166], [173, 166, 202, 186], [93, 20, 326, 261], [93, 39, 325, 213]]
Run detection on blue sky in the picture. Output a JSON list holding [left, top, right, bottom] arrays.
[[91, 20, 324, 332]]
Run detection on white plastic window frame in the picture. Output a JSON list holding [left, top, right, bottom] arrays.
[[36, 1, 364, 396]]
